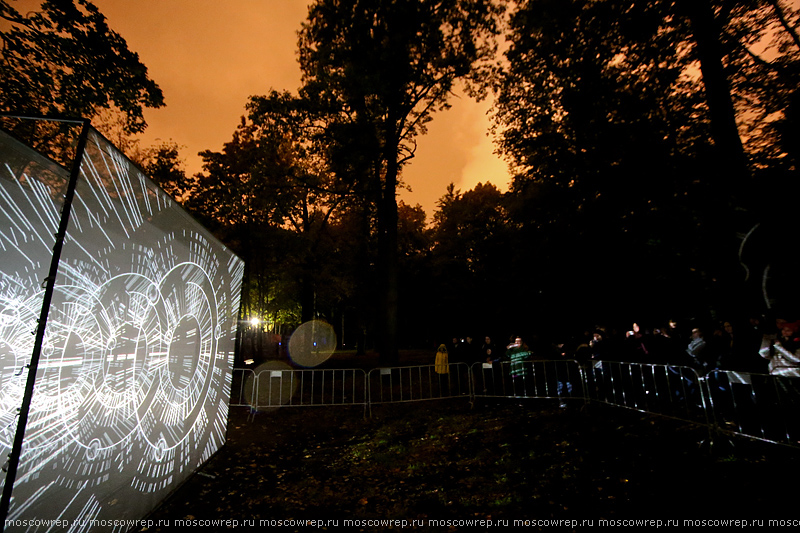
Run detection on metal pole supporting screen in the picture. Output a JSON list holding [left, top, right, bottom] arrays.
[[0, 117, 244, 531]]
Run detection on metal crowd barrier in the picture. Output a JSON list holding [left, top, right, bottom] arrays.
[[230, 368, 257, 408], [581, 361, 710, 426], [228, 361, 800, 451], [704, 369, 800, 447], [234, 367, 368, 417], [366, 363, 472, 414], [471, 360, 584, 404]]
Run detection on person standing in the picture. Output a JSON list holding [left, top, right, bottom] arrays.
[[686, 326, 709, 371], [759, 320, 800, 377], [449, 337, 463, 363], [624, 322, 652, 362], [463, 336, 481, 364], [434, 344, 449, 374], [507, 337, 532, 396], [482, 336, 499, 363]]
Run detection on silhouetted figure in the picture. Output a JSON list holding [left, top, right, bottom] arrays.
[[686, 326, 709, 372], [624, 322, 652, 362], [589, 329, 609, 360], [449, 337, 463, 363], [481, 336, 499, 363], [660, 318, 687, 363], [463, 335, 481, 363]]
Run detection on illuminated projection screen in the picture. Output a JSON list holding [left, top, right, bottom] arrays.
[[0, 126, 244, 530]]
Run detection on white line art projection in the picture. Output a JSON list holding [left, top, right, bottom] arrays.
[[0, 126, 244, 531]]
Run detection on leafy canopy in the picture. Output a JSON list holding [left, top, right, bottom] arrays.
[[1, 0, 163, 158]]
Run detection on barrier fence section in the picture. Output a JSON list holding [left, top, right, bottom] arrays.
[[582, 361, 710, 426], [228, 361, 800, 451], [232, 368, 369, 416], [471, 360, 585, 403], [231, 368, 257, 408], [705, 369, 800, 447], [366, 363, 472, 412]]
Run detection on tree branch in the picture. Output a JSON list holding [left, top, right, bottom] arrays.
[[766, 0, 800, 51]]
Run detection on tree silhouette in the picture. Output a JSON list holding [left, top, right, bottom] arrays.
[[297, 0, 503, 363], [183, 91, 360, 330], [0, 0, 163, 163], [429, 182, 512, 337], [492, 0, 800, 323]]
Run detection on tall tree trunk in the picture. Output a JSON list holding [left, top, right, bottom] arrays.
[[354, 201, 371, 356], [301, 276, 315, 323], [679, 0, 756, 314], [680, 0, 751, 190], [377, 140, 400, 365]]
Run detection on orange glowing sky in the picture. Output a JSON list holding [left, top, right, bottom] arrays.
[[93, 0, 511, 219]]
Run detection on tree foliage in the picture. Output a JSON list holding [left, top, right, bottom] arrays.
[[135, 139, 192, 200], [182, 91, 359, 326], [427, 182, 514, 336], [491, 0, 800, 324], [297, 0, 504, 360], [0, 0, 163, 162]]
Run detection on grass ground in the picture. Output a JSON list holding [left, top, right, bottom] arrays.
[[136, 391, 800, 531]]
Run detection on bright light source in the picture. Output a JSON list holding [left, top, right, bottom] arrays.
[[250, 317, 260, 327], [244, 359, 254, 365]]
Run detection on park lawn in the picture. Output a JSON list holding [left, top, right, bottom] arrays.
[[137, 397, 798, 530]]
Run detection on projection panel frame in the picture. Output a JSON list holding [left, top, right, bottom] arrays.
[[0, 122, 243, 531]]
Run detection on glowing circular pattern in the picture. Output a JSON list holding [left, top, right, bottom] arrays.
[[0, 128, 244, 529]]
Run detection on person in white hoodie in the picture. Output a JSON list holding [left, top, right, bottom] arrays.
[[759, 319, 800, 377]]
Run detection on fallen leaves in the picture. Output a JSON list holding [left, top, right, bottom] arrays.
[[132, 402, 800, 532]]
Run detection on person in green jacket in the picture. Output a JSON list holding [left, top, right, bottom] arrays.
[[507, 337, 532, 396]]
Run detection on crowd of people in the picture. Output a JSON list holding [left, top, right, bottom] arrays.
[[437, 315, 800, 378]]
